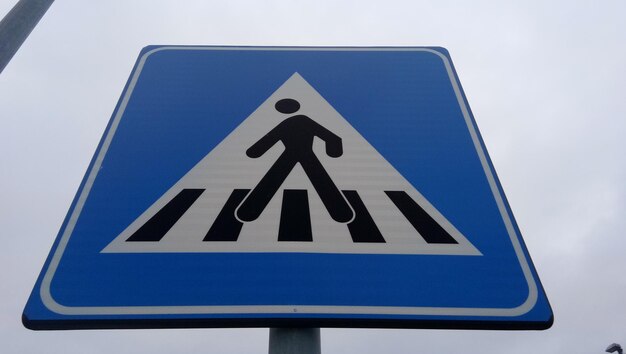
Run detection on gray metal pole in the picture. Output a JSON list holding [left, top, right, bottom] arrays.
[[0, 0, 54, 74], [269, 328, 321, 354]]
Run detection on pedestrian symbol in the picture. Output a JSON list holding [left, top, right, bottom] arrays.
[[237, 98, 353, 224], [103, 73, 480, 255]]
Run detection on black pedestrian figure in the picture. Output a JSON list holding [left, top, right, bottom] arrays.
[[236, 98, 354, 223]]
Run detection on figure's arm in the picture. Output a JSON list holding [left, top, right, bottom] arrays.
[[310, 119, 343, 158], [246, 125, 282, 158]]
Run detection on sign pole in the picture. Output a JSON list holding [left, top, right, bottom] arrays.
[[269, 328, 321, 354], [0, 0, 54, 74]]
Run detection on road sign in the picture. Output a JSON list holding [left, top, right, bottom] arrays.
[[23, 46, 553, 330]]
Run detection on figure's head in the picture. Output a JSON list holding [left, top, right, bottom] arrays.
[[275, 98, 300, 114]]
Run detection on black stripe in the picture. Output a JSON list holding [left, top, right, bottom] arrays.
[[204, 189, 250, 241], [343, 190, 385, 243], [278, 189, 312, 242], [126, 189, 205, 242], [385, 191, 458, 244]]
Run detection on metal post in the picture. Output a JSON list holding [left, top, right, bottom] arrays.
[[269, 328, 321, 354], [0, 0, 54, 74]]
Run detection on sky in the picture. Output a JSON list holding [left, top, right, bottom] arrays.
[[1, 0, 625, 353]]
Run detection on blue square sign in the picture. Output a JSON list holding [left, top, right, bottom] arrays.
[[23, 46, 552, 330]]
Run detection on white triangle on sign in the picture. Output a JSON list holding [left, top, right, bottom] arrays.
[[102, 73, 481, 256]]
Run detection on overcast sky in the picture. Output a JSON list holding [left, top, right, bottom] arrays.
[[1, 1, 625, 353]]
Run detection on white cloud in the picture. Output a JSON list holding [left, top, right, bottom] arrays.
[[1, 0, 625, 353]]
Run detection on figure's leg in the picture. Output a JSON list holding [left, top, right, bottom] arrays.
[[301, 155, 353, 223], [236, 155, 296, 222]]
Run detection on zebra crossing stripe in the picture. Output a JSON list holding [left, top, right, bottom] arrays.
[[203, 189, 249, 241], [343, 190, 385, 243], [385, 191, 458, 244], [278, 189, 313, 242], [126, 189, 204, 242], [125, 188, 458, 245]]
